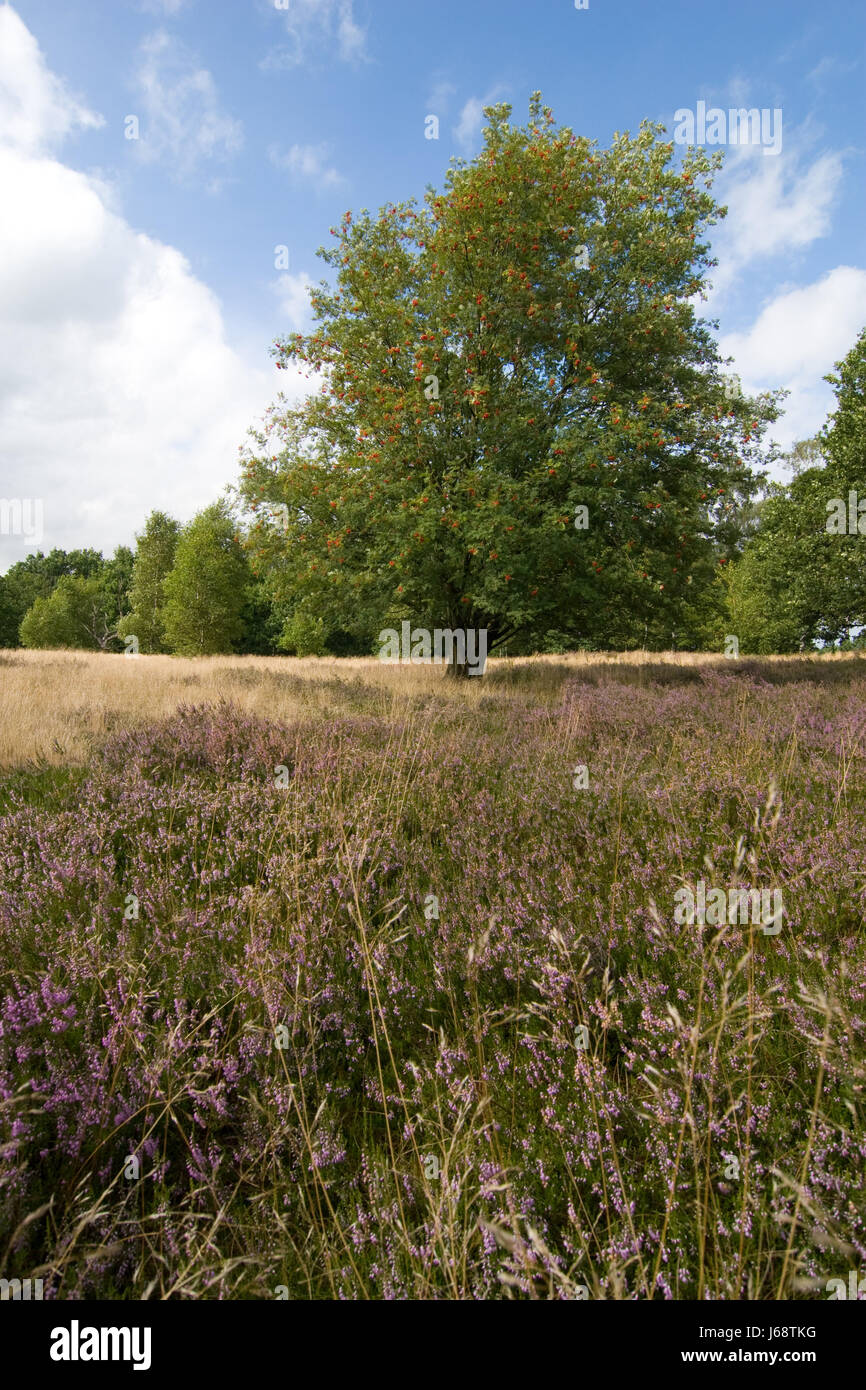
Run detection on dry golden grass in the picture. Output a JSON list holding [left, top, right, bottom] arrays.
[[0, 645, 863, 767]]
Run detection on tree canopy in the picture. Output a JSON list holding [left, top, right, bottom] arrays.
[[238, 94, 780, 669], [11, 548, 131, 651], [119, 511, 181, 654], [0, 549, 105, 647], [19, 575, 114, 650], [162, 501, 251, 656], [6, 99, 860, 666], [726, 326, 866, 651]]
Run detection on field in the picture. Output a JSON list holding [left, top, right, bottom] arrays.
[[1, 648, 864, 1299]]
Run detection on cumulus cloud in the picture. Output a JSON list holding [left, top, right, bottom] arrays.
[[0, 5, 103, 155], [130, 29, 243, 180], [675, 81, 861, 457], [273, 271, 316, 330], [704, 141, 843, 304], [719, 267, 866, 451], [0, 8, 305, 568]]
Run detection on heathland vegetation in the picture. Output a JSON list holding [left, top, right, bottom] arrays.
[[1, 651, 864, 1298], [1, 99, 864, 1301]]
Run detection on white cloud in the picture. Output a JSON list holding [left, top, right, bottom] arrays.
[[669, 77, 845, 307], [269, 141, 344, 189], [262, 0, 368, 70], [453, 87, 507, 153], [705, 141, 843, 303], [0, 5, 103, 155], [719, 267, 866, 451], [273, 272, 316, 330], [454, 97, 485, 152], [335, 2, 366, 64], [130, 30, 243, 180], [0, 9, 307, 569]]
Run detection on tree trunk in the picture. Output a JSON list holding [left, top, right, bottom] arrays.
[[445, 654, 474, 680]]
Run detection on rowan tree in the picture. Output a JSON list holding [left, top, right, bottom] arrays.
[[239, 95, 780, 671]]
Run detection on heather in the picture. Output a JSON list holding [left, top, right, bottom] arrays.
[[1, 658, 864, 1299]]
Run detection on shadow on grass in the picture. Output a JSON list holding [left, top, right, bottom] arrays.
[[484, 654, 866, 694], [0, 762, 86, 815]]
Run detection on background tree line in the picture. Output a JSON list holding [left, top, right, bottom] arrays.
[[2, 318, 862, 663], [0, 500, 368, 657]]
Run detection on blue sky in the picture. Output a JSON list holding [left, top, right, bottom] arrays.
[[1, 0, 864, 566]]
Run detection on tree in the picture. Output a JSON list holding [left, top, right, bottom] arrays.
[[783, 435, 825, 477], [0, 549, 105, 648], [278, 610, 327, 656], [239, 95, 779, 674], [0, 576, 18, 649], [102, 545, 135, 639], [162, 501, 251, 656], [729, 326, 866, 651], [19, 576, 114, 650], [822, 327, 866, 487], [234, 574, 282, 655], [118, 512, 180, 653]]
